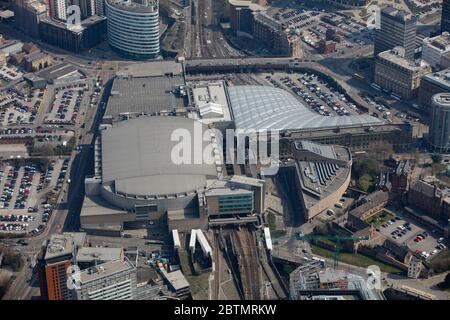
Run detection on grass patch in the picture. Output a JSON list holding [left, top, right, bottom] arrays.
[[185, 272, 211, 300], [266, 212, 276, 230], [271, 230, 287, 238], [365, 210, 394, 228], [265, 211, 286, 238], [310, 244, 403, 274]]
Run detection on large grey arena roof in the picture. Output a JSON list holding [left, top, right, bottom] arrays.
[[101, 117, 217, 197], [228, 86, 382, 131]]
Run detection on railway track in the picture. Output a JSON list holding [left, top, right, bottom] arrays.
[[192, 0, 242, 58], [232, 227, 261, 300]]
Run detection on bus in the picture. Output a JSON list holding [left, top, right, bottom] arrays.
[[354, 73, 365, 80], [370, 83, 381, 91], [391, 93, 402, 101], [145, 240, 165, 245]]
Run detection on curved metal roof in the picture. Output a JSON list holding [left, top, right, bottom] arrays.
[[101, 116, 217, 197], [228, 86, 383, 131]]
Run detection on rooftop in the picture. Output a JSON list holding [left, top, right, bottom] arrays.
[[78, 259, 135, 284], [228, 174, 265, 188], [105, 75, 185, 119], [228, 0, 265, 10], [45, 234, 74, 260], [378, 47, 430, 71], [63, 232, 86, 248], [106, 0, 159, 14], [349, 190, 389, 218], [381, 6, 416, 22], [432, 93, 450, 107], [294, 141, 351, 207], [40, 15, 106, 32], [294, 140, 337, 159], [424, 32, 450, 51], [188, 81, 233, 124], [37, 63, 80, 81], [76, 247, 123, 263], [24, 51, 48, 63], [80, 194, 128, 217], [101, 116, 218, 197], [422, 68, 450, 90], [318, 268, 347, 284], [205, 180, 253, 197], [164, 270, 190, 291], [228, 86, 382, 132], [0, 39, 21, 50]]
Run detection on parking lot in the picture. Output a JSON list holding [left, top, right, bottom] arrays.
[[265, 72, 360, 116], [0, 64, 23, 82], [264, 3, 373, 55], [377, 213, 445, 261], [0, 85, 44, 125], [0, 158, 69, 235], [44, 85, 85, 125]]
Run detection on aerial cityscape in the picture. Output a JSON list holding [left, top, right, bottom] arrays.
[[0, 0, 450, 305]]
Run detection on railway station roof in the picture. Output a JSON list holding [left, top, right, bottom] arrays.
[[227, 86, 382, 132]]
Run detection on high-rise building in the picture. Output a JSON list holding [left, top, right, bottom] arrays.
[[48, 0, 68, 21], [71, 259, 137, 300], [36, 234, 75, 300], [105, 0, 160, 59], [94, 0, 105, 16], [429, 93, 450, 153], [72, 0, 96, 18], [374, 6, 417, 60], [442, 0, 450, 33]]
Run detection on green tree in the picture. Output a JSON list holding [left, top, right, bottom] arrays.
[[1, 250, 23, 272], [357, 174, 374, 192]]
